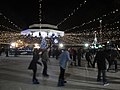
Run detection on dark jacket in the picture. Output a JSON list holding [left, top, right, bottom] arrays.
[[28, 49, 40, 70], [59, 50, 71, 69], [94, 49, 109, 70], [77, 48, 82, 59], [110, 49, 118, 61], [41, 49, 49, 62], [85, 51, 92, 61]]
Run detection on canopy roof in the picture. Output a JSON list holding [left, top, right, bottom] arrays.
[[21, 24, 64, 37]]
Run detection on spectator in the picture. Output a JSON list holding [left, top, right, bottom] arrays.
[[77, 48, 82, 66], [85, 49, 93, 67], [5, 47, 9, 57], [107, 48, 118, 72]]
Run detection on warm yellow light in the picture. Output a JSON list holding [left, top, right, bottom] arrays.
[[11, 42, 16, 47], [34, 43, 40, 49], [59, 43, 64, 48], [16, 43, 18, 47]]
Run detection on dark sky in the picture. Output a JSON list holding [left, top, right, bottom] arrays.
[[0, 0, 119, 32]]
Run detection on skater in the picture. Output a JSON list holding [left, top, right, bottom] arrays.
[[28, 48, 42, 84], [57, 48, 71, 86]]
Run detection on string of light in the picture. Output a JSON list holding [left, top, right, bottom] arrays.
[[0, 24, 19, 32], [65, 9, 119, 32], [62, 16, 120, 44], [0, 31, 20, 44], [0, 13, 22, 31], [61, 29, 120, 44], [39, 0, 42, 28], [57, 0, 87, 27], [77, 20, 120, 32]]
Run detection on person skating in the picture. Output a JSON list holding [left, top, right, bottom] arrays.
[[41, 48, 50, 77], [57, 48, 71, 87], [85, 49, 93, 67], [28, 48, 42, 84], [93, 47, 109, 86]]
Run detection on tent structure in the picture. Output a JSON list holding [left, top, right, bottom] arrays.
[[21, 24, 64, 37]]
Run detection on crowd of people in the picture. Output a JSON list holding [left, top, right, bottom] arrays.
[[0, 44, 119, 86], [27, 46, 119, 86]]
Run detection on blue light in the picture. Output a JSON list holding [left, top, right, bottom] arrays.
[[54, 39, 58, 44]]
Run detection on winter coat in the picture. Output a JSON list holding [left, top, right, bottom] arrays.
[[59, 50, 71, 69], [41, 50, 49, 62], [94, 49, 109, 70], [28, 50, 40, 70], [85, 51, 92, 61]]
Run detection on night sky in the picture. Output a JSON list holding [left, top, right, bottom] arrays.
[[0, 0, 119, 32]]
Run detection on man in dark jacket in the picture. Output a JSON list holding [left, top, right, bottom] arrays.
[[93, 48, 109, 86], [107, 48, 118, 72], [85, 49, 93, 67], [77, 48, 82, 66]]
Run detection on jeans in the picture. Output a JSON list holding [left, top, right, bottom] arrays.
[[78, 58, 81, 66], [108, 60, 118, 70], [32, 69, 37, 80], [59, 67, 65, 80], [97, 69, 107, 82], [42, 61, 47, 75]]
